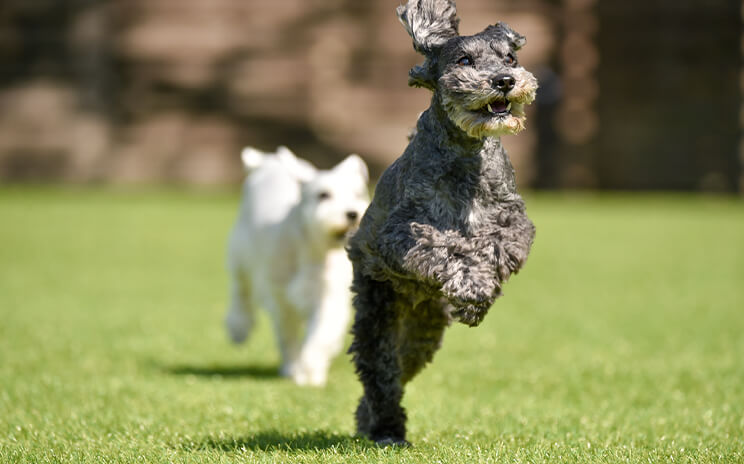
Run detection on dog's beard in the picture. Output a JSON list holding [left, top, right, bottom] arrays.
[[445, 99, 527, 139], [326, 222, 361, 245], [331, 227, 352, 242], [441, 83, 536, 139]]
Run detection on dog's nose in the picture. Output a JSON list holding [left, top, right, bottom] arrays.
[[494, 75, 515, 93], [346, 211, 359, 221]]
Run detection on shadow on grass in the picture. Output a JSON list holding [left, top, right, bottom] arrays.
[[177, 430, 374, 453], [160, 363, 279, 380]]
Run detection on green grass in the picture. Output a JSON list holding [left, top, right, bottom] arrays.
[[1, 187, 743, 463]]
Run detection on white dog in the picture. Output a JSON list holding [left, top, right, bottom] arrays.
[[225, 146, 370, 386]]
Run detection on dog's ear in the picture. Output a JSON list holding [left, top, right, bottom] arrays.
[[494, 22, 526, 50], [276, 146, 317, 182], [408, 62, 437, 91], [334, 154, 369, 183], [397, 0, 459, 55], [240, 146, 267, 173]]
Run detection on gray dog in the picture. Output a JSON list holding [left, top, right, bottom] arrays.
[[347, 0, 538, 446]]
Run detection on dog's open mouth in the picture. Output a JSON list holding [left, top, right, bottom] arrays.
[[480, 99, 512, 117]]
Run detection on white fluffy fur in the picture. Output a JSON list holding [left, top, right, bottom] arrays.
[[225, 146, 370, 386]]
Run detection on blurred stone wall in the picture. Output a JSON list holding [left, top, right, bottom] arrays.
[[0, 0, 553, 185], [0, 0, 741, 191]]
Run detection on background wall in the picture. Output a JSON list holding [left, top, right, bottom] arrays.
[[0, 0, 741, 191]]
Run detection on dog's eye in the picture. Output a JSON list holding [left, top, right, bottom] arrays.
[[457, 56, 473, 66], [504, 54, 517, 66], [317, 191, 331, 201]]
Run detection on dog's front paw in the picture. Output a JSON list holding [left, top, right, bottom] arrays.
[[494, 242, 530, 281], [293, 370, 327, 387], [442, 266, 497, 327], [283, 362, 328, 387], [444, 293, 493, 327], [442, 264, 498, 303], [449, 303, 490, 327]]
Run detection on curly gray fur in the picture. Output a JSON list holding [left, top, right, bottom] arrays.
[[347, 0, 537, 445]]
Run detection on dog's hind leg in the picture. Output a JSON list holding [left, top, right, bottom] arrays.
[[398, 300, 449, 384], [224, 269, 255, 344], [349, 271, 408, 445]]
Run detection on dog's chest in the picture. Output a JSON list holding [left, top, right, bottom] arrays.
[[428, 152, 517, 233], [286, 266, 322, 315], [286, 248, 352, 315]]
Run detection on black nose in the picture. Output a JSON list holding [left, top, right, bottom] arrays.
[[494, 75, 515, 93], [346, 211, 359, 221]]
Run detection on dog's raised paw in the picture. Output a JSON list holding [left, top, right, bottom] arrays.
[[442, 266, 500, 312], [449, 303, 490, 327]]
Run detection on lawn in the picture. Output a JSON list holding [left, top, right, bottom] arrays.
[[1, 188, 742, 463]]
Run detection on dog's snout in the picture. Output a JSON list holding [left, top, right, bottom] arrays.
[[346, 211, 359, 221], [494, 75, 515, 93]]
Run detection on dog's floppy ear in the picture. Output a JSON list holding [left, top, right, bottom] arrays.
[[494, 21, 526, 50], [396, 0, 459, 55], [276, 146, 317, 183], [333, 154, 369, 183]]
